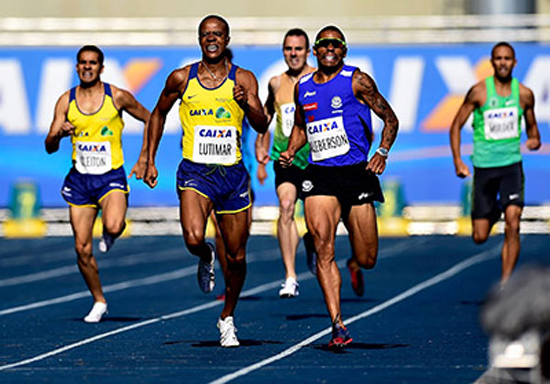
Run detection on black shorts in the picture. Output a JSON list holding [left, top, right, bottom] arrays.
[[273, 162, 307, 191], [301, 162, 384, 207], [472, 162, 524, 219]]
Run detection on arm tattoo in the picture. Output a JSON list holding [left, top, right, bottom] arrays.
[[356, 72, 399, 148]]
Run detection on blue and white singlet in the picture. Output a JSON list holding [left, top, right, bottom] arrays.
[[298, 65, 373, 167]]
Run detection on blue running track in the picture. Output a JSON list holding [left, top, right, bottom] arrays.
[[0, 235, 548, 383]]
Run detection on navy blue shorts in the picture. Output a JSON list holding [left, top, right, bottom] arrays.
[[176, 159, 251, 214], [61, 166, 129, 208], [472, 162, 524, 219]]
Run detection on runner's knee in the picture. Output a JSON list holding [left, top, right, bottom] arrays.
[[472, 231, 489, 244], [226, 249, 246, 266], [278, 198, 296, 222], [356, 249, 377, 269], [183, 228, 206, 249], [103, 218, 125, 237], [75, 241, 93, 262], [504, 216, 520, 234]]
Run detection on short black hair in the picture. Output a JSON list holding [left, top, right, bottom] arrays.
[[491, 42, 515, 59], [199, 14, 230, 37], [315, 25, 346, 43], [283, 28, 310, 49], [77, 45, 104, 66]]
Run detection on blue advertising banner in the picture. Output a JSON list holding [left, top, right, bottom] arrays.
[[0, 44, 548, 208]]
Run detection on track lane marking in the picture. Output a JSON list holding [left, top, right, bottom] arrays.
[[208, 245, 500, 384], [0, 238, 421, 314], [0, 239, 421, 370]]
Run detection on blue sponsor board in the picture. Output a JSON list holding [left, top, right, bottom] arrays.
[[0, 44, 548, 207]]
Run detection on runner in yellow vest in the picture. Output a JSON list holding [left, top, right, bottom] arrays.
[[145, 15, 268, 347], [45, 45, 150, 322]]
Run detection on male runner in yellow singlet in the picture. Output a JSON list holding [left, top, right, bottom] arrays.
[[144, 15, 268, 347], [45, 45, 151, 323]]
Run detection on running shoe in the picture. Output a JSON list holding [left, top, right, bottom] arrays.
[[83, 301, 108, 323], [197, 242, 216, 293], [279, 277, 299, 298], [217, 316, 240, 347], [98, 231, 115, 253], [328, 322, 353, 350], [303, 232, 317, 275], [347, 257, 365, 297]]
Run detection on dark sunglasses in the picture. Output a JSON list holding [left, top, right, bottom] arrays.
[[314, 37, 347, 49]]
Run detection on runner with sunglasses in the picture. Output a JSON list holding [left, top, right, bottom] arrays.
[[280, 25, 399, 349]]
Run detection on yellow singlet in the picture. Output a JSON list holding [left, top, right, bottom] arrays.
[[68, 83, 125, 175], [179, 62, 245, 166]]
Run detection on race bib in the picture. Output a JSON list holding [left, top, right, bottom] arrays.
[[306, 116, 350, 161], [280, 102, 295, 137], [193, 125, 237, 164], [75, 141, 112, 175], [483, 107, 519, 141]]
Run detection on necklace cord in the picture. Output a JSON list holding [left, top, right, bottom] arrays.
[[201, 58, 228, 80]]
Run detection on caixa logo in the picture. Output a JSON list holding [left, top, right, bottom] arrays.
[[78, 143, 107, 152], [486, 110, 515, 119], [308, 120, 340, 134], [190, 109, 214, 116], [198, 128, 233, 138], [283, 105, 295, 114]]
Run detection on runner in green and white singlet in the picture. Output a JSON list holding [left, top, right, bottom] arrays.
[[255, 28, 315, 298], [450, 42, 541, 286]]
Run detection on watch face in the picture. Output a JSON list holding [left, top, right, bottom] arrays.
[[377, 147, 388, 157]]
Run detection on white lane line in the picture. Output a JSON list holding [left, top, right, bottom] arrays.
[[208, 245, 500, 384], [0, 246, 281, 288], [0, 238, 420, 370], [0, 251, 183, 288], [0, 265, 78, 287], [0, 236, 415, 287], [0, 238, 163, 267], [0, 267, 194, 316], [0, 279, 282, 371], [0, 237, 421, 316]]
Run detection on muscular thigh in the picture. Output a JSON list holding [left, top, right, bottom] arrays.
[[217, 210, 250, 257], [99, 191, 127, 223], [69, 205, 98, 244], [179, 189, 213, 233], [344, 203, 378, 258], [304, 195, 341, 239]]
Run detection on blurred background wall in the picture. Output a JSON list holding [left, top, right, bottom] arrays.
[[0, 0, 548, 236], [0, 0, 548, 17]]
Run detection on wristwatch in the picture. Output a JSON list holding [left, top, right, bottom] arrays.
[[375, 147, 389, 158]]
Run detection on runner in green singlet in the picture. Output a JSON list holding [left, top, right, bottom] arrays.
[[450, 42, 541, 286], [255, 29, 315, 298]]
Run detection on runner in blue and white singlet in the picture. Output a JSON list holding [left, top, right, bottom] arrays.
[[280, 26, 399, 350], [298, 64, 373, 167]]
